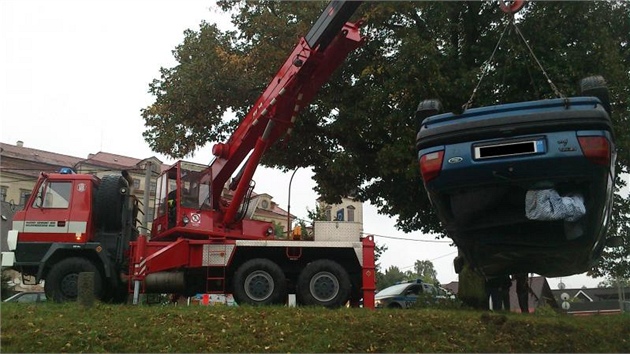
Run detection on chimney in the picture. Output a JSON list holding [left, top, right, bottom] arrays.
[[88, 153, 95, 159], [16, 140, 23, 147]]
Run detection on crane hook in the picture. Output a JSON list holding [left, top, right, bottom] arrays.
[[499, 0, 525, 14]]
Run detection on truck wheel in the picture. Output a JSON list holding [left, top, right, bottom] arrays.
[[233, 259, 287, 306], [101, 275, 129, 304], [44, 258, 103, 302], [296, 259, 351, 308], [95, 175, 129, 232], [580, 75, 611, 115]]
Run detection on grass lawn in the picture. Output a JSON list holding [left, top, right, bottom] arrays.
[[1, 302, 629, 352]]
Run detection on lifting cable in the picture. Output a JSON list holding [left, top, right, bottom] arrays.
[[463, 0, 565, 111], [510, 13, 565, 99]]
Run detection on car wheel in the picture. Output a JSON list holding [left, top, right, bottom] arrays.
[[580, 75, 610, 115], [387, 302, 403, 309], [233, 259, 287, 306], [296, 259, 351, 308], [44, 258, 103, 302], [415, 99, 443, 123]]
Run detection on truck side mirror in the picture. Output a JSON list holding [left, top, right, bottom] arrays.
[[32, 181, 46, 208], [33, 191, 43, 208]]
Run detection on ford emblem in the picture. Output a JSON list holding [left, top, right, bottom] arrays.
[[448, 156, 463, 164]]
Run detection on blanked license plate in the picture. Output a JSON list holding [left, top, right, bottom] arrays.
[[473, 138, 546, 160]]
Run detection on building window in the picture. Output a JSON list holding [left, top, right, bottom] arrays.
[[336, 208, 344, 221], [19, 189, 31, 206], [0, 186, 7, 202], [150, 181, 157, 194], [325, 207, 332, 221], [133, 179, 141, 189], [347, 205, 355, 222], [261, 200, 269, 209], [147, 207, 155, 221]]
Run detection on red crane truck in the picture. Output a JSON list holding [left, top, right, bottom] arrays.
[[1, 0, 376, 308]]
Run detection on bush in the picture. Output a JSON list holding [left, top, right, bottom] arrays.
[[411, 293, 464, 310]]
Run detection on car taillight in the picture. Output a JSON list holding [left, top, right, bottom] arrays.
[[419, 150, 444, 182], [578, 136, 610, 166]]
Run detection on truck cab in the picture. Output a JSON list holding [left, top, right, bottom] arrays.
[[2, 170, 138, 302]]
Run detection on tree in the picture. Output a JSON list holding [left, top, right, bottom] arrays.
[[142, 2, 630, 280], [374, 243, 388, 274], [377, 265, 407, 290], [414, 260, 438, 285], [1, 270, 12, 300]]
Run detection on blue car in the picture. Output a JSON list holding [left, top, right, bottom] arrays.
[[416, 77, 616, 278]]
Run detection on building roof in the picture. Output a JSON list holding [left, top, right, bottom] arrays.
[[0, 142, 84, 177], [80, 152, 168, 173], [224, 189, 294, 220], [1, 142, 84, 167], [1, 142, 171, 177], [551, 287, 630, 302]]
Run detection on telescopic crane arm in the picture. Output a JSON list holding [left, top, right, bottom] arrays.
[[202, 1, 365, 226]]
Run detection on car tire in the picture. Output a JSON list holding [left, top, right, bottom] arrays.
[[415, 99, 443, 123], [296, 259, 351, 308], [232, 259, 287, 306], [44, 257, 103, 303], [95, 175, 129, 232], [580, 75, 611, 115]]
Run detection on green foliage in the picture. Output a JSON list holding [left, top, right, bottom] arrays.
[[306, 205, 327, 222], [142, 1, 630, 277], [532, 304, 561, 317], [414, 260, 438, 284], [2, 303, 630, 352], [589, 179, 630, 280], [376, 259, 439, 290], [377, 265, 406, 290], [1, 270, 14, 300], [457, 263, 488, 310], [272, 221, 285, 239], [410, 293, 463, 310], [374, 242, 387, 273]]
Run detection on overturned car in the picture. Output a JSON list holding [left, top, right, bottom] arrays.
[[416, 76, 616, 278]]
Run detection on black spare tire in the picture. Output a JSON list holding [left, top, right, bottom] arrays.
[[95, 175, 129, 232]]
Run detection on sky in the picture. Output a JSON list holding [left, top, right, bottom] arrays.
[[0, 0, 605, 289]]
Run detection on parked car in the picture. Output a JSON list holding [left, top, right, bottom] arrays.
[[3, 291, 47, 303], [375, 280, 443, 309], [416, 76, 616, 278]]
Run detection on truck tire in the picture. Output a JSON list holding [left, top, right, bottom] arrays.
[[102, 275, 129, 304], [233, 259, 287, 306], [44, 258, 103, 303], [580, 75, 611, 115], [296, 259, 351, 308], [95, 175, 129, 232]]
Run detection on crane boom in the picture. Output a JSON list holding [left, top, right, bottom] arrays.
[[203, 1, 365, 225]]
